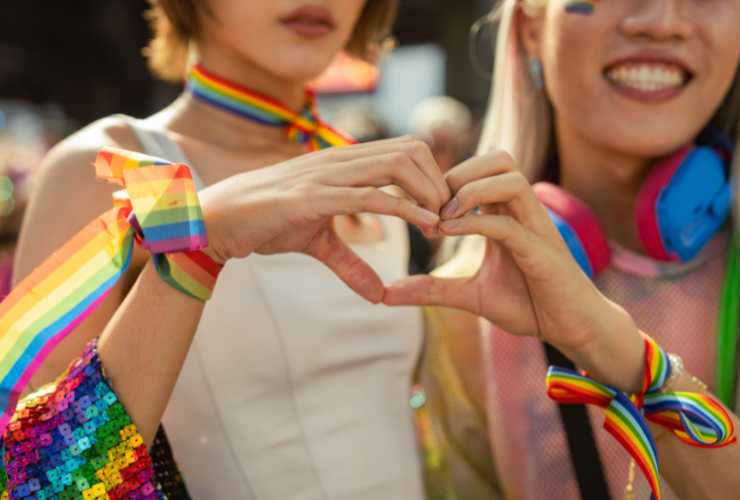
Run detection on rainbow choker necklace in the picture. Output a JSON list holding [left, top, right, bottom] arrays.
[[187, 64, 353, 151]]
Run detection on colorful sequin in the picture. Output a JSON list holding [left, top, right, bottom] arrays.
[[565, 0, 599, 15], [0, 340, 161, 499]]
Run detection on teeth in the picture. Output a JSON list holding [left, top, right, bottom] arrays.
[[607, 63, 686, 92]]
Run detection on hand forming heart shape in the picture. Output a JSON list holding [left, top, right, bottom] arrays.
[[199, 135, 448, 303], [200, 135, 626, 350]]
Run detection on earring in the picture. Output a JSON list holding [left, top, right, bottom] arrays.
[[528, 58, 545, 90]]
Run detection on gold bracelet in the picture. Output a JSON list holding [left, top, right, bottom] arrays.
[[661, 352, 708, 393], [626, 352, 709, 499]]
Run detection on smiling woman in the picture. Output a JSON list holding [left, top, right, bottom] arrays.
[[467, 1, 740, 499]]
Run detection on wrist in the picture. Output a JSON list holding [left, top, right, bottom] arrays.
[[557, 300, 644, 393], [201, 244, 228, 266]]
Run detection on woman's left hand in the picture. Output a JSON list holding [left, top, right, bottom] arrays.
[[383, 151, 635, 356]]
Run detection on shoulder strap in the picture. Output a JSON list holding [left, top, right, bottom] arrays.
[[116, 114, 205, 190], [543, 343, 612, 500]]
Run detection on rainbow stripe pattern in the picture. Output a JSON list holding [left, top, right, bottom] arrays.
[[0, 147, 221, 437], [565, 0, 599, 14], [546, 333, 735, 500], [1, 340, 161, 499], [188, 64, 355, 151]]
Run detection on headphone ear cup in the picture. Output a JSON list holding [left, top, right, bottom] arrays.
[[534, 182, 611, 278], [635, 146, 692, 261], [637, 145, 730, 262]]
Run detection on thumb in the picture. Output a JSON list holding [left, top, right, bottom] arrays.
[[382, 274, 477, 313], [304, 227, 385, 304]]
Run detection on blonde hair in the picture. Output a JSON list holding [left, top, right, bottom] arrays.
[[477, 0, 739, 231], [143, 0, 398, 82]]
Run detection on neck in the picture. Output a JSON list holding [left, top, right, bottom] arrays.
[[168, 48, 308, 152], [556, 122, 652, 253], [198, 46, 306, 110]]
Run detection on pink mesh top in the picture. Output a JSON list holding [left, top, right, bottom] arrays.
[[483, 231, 730, 500]]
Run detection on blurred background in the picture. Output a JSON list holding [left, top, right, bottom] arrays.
[[0, 0, 497, 289]]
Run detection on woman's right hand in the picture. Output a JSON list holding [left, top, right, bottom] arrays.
[[199, 135, 450, 303]]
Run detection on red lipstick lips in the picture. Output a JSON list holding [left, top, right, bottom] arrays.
[[280, 5, 336, 38]]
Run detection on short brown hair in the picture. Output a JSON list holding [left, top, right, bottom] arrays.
[[144, 0, 398, 82]]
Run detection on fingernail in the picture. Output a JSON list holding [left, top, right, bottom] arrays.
[[416, 207, 439, 226], [441, 197, 459, 219], [440, 219, 462, 231]]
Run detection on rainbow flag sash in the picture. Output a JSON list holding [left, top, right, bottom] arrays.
[[0, 147, 220, 435]]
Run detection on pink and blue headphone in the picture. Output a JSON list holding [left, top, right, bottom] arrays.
[[536, 129, 733, 278]]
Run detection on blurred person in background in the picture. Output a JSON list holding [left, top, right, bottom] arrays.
[[332, 103, 390, 143], [0, 47, 73, 301], [387, 1, 740, 499], [409, 96, 474, 175], [0, 100, 70, 300]]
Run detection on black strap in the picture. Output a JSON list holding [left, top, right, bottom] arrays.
[[544, 343, 612, 500]]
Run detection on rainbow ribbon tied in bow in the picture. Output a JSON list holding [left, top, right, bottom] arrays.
[[0, 147, 221, 436], [546, 334, 736, 500], [188, 64, 354, 151]]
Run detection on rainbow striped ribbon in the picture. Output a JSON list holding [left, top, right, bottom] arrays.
[[188, 64, 355, 151], [0, 147, 221, 436], [546, 334, 736, 500]]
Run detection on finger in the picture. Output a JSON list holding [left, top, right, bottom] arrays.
[[313, 186, 440, 229], [311, 135, 426, 164], [321, 135, 425, 158], [442, 172, 545, 226], [305, 228, 385, 304], [382, 274, 477, 313], [400, 138, 451, 207], [439, 213, 533, 257], [316, 136, 448, 211], [327, 153, 443, 213], [386, 152, 444, 213], [444, 150, 515, 195]]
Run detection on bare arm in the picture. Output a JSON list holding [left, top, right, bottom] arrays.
[[551, 312, 740, 500], [97, 259, 205, 445], [652, 372, 740, 499], [13, 118, 146, 389]]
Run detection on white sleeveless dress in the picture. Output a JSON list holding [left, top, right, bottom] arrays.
[[123, 116, 425, 500]]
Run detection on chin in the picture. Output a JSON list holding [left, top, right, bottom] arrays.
[[604, 130, 697, 159], [601, 110, 707, 158], [261, 48, 338, 84]]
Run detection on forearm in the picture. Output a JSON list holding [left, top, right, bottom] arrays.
[[97, 260, 206, 446], [554, 309, 740, 499], [555, 298, 645, 393], [651, 370, 740, 500]]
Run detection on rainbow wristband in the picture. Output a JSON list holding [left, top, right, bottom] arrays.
[[96, 148, 222, 301], [0, 148, 221, 438], [546, 333, 736, 500]]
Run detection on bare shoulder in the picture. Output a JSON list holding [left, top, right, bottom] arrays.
[[14, 115, 143, 281], [39, 115, 141, 187]]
